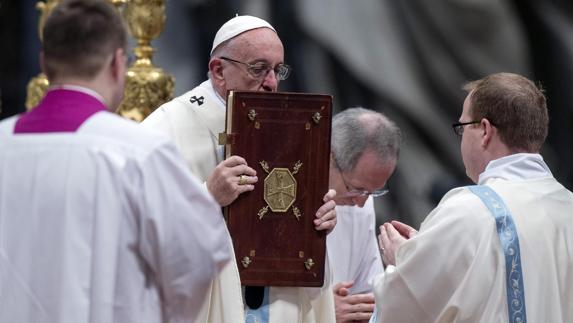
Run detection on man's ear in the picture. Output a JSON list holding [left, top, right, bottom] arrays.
[[110, 48, 126, 82], [209, 58, 225, 84], [480, 118, 494, 148], [329, 153, 337, 169]]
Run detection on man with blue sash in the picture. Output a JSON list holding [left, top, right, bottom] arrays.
[[373, 73, 573, 322]]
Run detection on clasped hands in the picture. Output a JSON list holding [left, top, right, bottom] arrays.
[[378, 220, 418, 266], [333, 281, 375, 323]]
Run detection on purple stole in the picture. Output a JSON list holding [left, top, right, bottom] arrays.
[[14, 89, 108, 134]]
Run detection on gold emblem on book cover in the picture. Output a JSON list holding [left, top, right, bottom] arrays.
[[264, 168, 296, 212], [259, 160, 304, 220]]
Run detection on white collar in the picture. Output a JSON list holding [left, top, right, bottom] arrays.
[[201, 79, 226, 110], [48, 84, 107, 106], [478, 153, 553, 184]]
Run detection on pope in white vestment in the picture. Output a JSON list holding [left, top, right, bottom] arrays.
[[374, 153, 573, 323], [143, 79, 336, 323], [0, 87, 231, 323]]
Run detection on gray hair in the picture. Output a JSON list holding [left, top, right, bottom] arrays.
[[331, 107, 401, 172], [207, 33, 245, 80]]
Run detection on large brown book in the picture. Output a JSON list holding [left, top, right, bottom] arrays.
[[220, 90, 332, 287]]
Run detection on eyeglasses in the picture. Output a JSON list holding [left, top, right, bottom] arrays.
[[219, 56, 292, 81], [452, 121, 481, 136], [339, 170, 390, 198]]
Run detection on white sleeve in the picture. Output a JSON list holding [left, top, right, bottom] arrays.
[[130, 141, 231, 321], [374, 191, 496, 323]]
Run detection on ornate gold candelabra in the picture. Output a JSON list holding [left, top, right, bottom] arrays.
[[116, 0, 174, 122], [26, 0, 174, 122], [25, 0, 60, 110]]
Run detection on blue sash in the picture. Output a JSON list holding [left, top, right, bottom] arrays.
[[245, 287, 270, 323], [468, 185, 527, 323]]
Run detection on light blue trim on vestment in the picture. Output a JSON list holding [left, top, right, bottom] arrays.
[[468, 185, 527, 323], [245, 287, 270, 323]]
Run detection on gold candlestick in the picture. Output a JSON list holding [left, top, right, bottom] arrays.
[[26, 0, 174, 120], [116, 0, 175, 122]]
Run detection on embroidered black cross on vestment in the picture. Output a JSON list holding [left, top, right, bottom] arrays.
[[190, 96, 205, 106]]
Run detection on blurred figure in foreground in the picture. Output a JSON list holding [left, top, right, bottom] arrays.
[[0, 1, 231, 322]]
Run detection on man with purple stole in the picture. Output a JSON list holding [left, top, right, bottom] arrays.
[[0, 1, 232, 322]]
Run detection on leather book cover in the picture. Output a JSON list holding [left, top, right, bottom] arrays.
[[221, 90, 332, 287]]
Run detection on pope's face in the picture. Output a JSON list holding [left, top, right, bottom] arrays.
[[219, 28, 284, 93]]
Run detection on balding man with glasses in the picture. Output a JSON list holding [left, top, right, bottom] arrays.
[[326, 107, 401, 323], [143, 15, 337, 323]]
